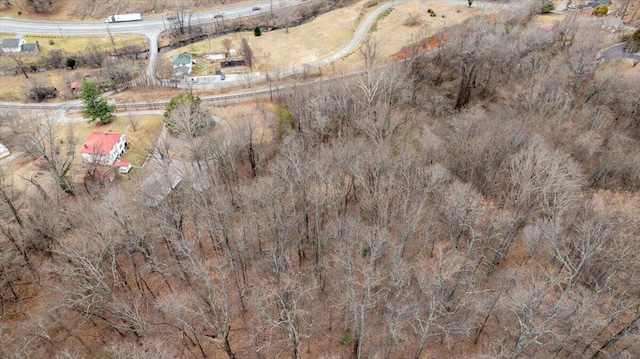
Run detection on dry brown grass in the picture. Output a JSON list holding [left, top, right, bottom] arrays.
[[0, 70, 70, 101], [530, 12, 566, 26], [331, 1, 478, 73], [209, 101, 275, 144], [107, 86, 184, 104], [0, 67, 106, 102], [0, 32, 16, 40], [23, 34, 146, 54]]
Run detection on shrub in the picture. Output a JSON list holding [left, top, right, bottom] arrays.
[[592, 5, 608, 17], [633, 28, 640, 43], [277, 106, 294, 140], [66, 58, 76, 69], [340, 330, 354, 345], [364, 0, 378, 7], [28, 87, 58, 102], [541, 1, 555, 13], [361, 245, 371, 257], [253, 26, 262, 36], [404, 13, 421, 26], [48, 39, 55, 45]]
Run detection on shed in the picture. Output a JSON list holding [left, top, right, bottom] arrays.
[[20, 42, 41, 53], [0, 144, 10, 159], [1, 38, 26, 53]]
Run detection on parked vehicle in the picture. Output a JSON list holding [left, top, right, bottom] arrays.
[[105, 13, 143, 23], [252, 6, 261, 11], [214, 13, 224, 18]]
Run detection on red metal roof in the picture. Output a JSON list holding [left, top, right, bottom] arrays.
[[114, 160, 130, 167], [80, 132, 123, 155], [538, 23, 554, 32]]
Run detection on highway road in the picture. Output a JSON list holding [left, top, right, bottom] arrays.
[[0, 0, 305, 36]]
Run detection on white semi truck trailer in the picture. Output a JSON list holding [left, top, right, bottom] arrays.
[[105, 13, 143, 23]]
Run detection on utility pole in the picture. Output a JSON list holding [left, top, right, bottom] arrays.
[[58, 27, 65, 42], [106, 23, 118, 56]]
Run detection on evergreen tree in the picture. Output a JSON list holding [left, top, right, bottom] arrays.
[[80, 80, 115, 124]]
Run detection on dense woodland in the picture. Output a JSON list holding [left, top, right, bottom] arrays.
[[1, 7, 640, 359]]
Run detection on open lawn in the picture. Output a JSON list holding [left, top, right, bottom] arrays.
[[54, 113, 163, 168], [120, 114, 164, 166], [530, 12, 566, 26], [209, 102, 275, 144], [23, 34, 147, 54], [0, 32, 16, 40]]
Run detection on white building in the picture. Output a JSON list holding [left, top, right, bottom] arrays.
[[1, 39, 27, 53], [0, 143, 10, 159], [79, 132, 127, 166]]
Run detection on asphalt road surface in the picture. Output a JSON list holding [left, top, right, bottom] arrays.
[[0, 0, 306, 36]]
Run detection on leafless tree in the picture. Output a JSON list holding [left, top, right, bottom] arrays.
[[240, 37, 254, 68], [172, 0, 196, 36], [18, 115, 76, 194], [222, 38, 233, 56]]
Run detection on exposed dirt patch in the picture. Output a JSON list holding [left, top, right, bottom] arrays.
[[328, 1, 478, 73]]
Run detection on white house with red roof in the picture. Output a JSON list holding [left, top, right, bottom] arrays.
[[79, 132, 130, 173]]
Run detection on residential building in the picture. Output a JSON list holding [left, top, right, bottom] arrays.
[[170, 52, 193, 76], [79, 132, 127, 166]]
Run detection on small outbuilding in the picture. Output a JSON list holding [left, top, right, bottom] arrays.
[[0, 144, 10, 159], [20, 42, 41, 53], [114, 159, 132, 174]]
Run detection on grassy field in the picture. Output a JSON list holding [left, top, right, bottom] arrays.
[[120, 114, 164, 166], [23, 34, 147, 54], [0, 32, 16, 40], [530, 12, 566, 26]]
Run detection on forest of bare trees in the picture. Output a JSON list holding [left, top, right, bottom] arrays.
[[1, 7, 640, 359]]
